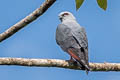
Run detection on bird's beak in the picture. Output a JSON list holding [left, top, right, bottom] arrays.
[[59, 17, 62, 21], [58, 15, 63, 22]]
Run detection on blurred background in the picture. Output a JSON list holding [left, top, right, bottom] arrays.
[[0, 0, 120, 80]]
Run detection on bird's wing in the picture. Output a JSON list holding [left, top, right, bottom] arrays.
[[71, 27, 89, 65], [72, 27, 88, 48], [67, 26, 89, 71]]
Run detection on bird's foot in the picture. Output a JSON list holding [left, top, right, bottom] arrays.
[[67, 57, 77, 66]]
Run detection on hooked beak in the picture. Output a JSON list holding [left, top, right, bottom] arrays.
[[59, 17, 62, 21]]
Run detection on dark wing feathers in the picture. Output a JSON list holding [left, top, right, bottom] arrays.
[[71, 27, 89, 65], [72, 27, 88, 48]]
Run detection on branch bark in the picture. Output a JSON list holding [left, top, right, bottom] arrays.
[[0, 0, 56, 42], [0, 58, 120, 71]]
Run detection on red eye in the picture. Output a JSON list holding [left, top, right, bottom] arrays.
[[62, 13, 69, 16]]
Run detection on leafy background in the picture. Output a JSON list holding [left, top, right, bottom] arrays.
[[0, 0, 120, 80], [76, 0, 107, 11]]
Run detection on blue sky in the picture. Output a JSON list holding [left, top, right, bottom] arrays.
[[0, 0, 120, 80]]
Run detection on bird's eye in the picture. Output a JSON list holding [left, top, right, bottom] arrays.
[[62, 13, 69, 16]]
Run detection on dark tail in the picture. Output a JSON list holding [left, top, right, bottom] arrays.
[[77, 60, 90, 74]]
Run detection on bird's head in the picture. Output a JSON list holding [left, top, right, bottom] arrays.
[[58, 11, 76, 22]]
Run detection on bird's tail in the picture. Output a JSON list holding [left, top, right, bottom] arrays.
[[67, 48, 90, 74], [77, 60, 90, 74]]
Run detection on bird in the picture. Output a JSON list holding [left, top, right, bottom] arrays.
[[56, 11, 90, 73]]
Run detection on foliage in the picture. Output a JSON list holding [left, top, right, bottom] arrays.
[[76, 0, 84, 10], [75, 0, 107, 11]]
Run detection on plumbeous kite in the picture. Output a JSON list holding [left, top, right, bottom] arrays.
[[56, 11, 90, 73]]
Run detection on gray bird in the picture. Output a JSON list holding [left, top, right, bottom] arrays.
[[56, 11, 90, 73]]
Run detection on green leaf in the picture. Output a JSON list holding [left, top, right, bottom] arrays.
[[97, 0, 107, 11], [75, 0, 84, 11]]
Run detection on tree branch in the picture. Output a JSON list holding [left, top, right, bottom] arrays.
[[0, 58, 120, 71], [0, 0, 56, 42]]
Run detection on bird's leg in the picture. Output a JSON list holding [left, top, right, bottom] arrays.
[[69, 56, 74, 62], [67, 56, 77, 66], [67, 56, 74, 62]]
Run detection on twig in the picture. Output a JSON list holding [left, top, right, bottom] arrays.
[[0, 58, 120, 71], [0, 0, 56, 42]]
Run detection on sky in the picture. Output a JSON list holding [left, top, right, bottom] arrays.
[[0, 0, 120, 80]]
